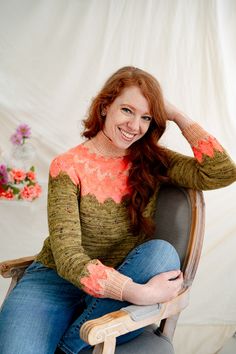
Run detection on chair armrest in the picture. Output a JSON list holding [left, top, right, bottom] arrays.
[[0, 256, 35, 278], [80, 288, 190, 347]]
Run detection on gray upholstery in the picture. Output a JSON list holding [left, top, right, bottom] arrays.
[[80, 326, 174, 354], [154, 184, 192, 265], [80, 185, 193, 354], [114, 327, 174, 354]]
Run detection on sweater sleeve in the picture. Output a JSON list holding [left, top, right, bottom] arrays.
[[166, 123, 236, 190], [48, 155, 131, 300]]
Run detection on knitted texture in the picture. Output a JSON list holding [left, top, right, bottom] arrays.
[[36, 123, 236, 299]]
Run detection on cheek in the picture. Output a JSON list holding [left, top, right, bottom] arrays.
[[103, 115, 114, 132], [104, 108, 120, 127]]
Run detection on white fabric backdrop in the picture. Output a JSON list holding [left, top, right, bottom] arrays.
[[0, 1, 236, 353]]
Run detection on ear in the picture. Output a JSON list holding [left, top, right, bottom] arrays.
[[101, 109, 106, 117], [101, 103, 109, 116]]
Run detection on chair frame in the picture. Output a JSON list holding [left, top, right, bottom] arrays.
[[0, 188, 205, 354]]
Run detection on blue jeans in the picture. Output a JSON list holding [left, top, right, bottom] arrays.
[[0, 239, 180, 354]]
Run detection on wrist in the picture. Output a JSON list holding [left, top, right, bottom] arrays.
[[173, 113, 194, 130], [122, 281, 147, 305]]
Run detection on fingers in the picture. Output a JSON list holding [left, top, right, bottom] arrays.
[[171, 272, 184, 294], [144, 270, 184, 304], [166, 269, 182, 280], [167, 271, 184, 293]]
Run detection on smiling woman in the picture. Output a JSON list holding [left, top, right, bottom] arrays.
[[0, 66, 235, 354]]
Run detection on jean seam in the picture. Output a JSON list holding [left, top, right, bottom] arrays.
[[59, 341, 76, 354], [66, 298, 100, 335], [117, 248, 141, 272], [67, 296, 86, 311]]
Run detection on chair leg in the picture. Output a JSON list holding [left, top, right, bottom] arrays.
[[0, 275, 19, 310], [93, 337, 116, 354], [6, 275, 18, 295], [162, 313, 180, 341]]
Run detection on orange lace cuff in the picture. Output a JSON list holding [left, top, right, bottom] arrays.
[[182, 123, 224, 163], [80, 260, 132, 300]]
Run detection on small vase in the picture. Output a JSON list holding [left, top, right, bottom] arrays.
[[9, 143, 36, 170]]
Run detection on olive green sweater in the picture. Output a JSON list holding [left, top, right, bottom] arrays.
[[36, 123, 236, 300]]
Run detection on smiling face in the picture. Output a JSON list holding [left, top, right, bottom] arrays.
[[103, 86, 152, 150]]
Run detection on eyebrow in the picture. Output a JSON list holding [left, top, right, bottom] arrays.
[[121, 103, 151, 116]]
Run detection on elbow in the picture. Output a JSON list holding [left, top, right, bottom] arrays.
[[198, 173, 236, 190]]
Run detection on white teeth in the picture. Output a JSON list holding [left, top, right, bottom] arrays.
[[120, 129, 135, 139]]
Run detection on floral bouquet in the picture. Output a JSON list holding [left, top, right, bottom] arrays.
[[0, 124, 42, 201]]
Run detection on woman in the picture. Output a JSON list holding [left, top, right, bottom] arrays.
[[0, 66, 235, 354]]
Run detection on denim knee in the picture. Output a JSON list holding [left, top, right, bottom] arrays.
[[142, 239, 181, 271], [118, 239, 181, 283]]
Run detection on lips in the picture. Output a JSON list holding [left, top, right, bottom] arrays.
[[119, 128, 136, 141]]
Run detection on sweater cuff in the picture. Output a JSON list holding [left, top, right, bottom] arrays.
[[182, 123, 209, 147], [103, 271, 132, 301], [181, 122, 224, 163], [80, 260, 132, 300]]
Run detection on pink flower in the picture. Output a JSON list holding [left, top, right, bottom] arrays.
[[0, 188, 14, 200], [10, 133, 23, 145], [9, 169, 26, 183], [0, 185, 6, 197], [16, 123, 31, 139], [0, 164, 8, 185], [20, 185, 35, 201], [10, 124, 31, 146], [33, 183, 42, 198], [26, 171, 36, 181], [20, 184, 42, 201]]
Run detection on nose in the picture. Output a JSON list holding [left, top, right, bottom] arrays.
[[127, 116, 140, 131]]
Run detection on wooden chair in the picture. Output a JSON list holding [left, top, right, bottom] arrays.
[[0, 185, 205, 354]]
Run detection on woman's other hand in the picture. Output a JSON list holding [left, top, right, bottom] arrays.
[[122, 270, 183, 305], [143, 270, 183, 304]]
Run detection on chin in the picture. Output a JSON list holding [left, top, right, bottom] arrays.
[[118, 139, 135, 149]]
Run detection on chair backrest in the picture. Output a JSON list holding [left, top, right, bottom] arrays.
[[153, 184, 205, 285], [152, 184, 205, 339]]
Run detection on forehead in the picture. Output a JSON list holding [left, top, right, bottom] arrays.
[[114, 86, 150, 113]]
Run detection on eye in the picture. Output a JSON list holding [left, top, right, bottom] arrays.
[[121, 107, 133, 114], [142, 115, 152, 122]]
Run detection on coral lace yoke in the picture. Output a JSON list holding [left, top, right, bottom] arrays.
[[50, 144, 132, 204]]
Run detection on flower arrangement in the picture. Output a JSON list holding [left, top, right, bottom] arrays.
[[0, 165, 42, 201], [0, 124, 42, 201]]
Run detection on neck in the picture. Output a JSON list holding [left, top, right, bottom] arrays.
[[89, 130, 127, 158]]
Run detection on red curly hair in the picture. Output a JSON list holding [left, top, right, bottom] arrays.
[[82, 66, 170, 237]]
